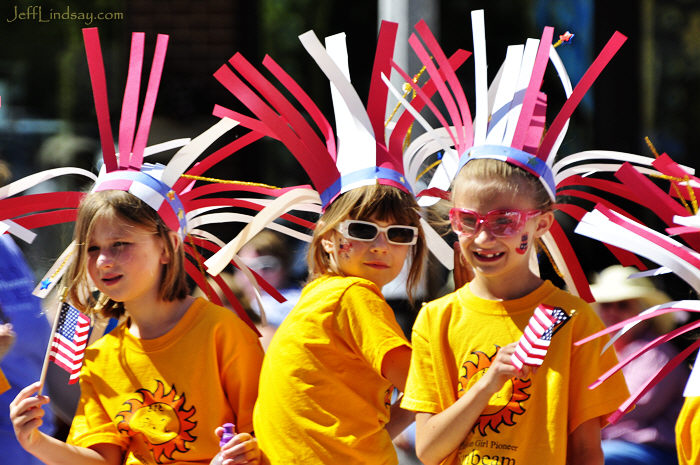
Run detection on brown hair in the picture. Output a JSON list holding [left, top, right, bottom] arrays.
[[64, 190, 188, 318], [307, 184, 426, 299], [452, 158, 553, 211]]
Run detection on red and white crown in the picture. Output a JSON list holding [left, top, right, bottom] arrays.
[[204, 21, 457, 276]]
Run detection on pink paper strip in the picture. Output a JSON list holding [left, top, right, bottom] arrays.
[[599, 204, 700, 271], [576, 304, 699, 346], [554, 203, 647, 270], [391, 60, 457, 151], [130, 34, 169, 169], [408, 32, 465, 151], [606, 337, 700, 424], [94, 178, 133, 192], [118, 32, 145, 169], [667, 226, 700, 235], [511, 27, 554, 153], [389, 50, 470, 160], [590, 319, 700, 389], [415, 20, 473, 151]]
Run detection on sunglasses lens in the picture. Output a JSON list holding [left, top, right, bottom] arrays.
[[387, 226, 416, 244], [452, 210, 478, 235], [346, 221, 379, 240], [488, 211, 521, 236]]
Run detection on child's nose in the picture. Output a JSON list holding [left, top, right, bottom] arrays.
[[370, 231, 390, 251], [96, 250, 114, 268], [473, 223, 496, 243]]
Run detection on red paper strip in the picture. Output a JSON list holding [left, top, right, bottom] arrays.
[[537, 32, 627, 161], [82, 28, 117, 172]]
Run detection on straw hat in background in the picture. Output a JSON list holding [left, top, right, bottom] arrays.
[[590, 265, 675, 334]]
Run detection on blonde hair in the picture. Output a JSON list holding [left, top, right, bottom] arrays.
[[307, 184, 426, 299], [64, 190, 188, 318], [453, 158, 553, 211]]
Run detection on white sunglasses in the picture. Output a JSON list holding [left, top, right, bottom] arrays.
[[337, 220, 418, 245]]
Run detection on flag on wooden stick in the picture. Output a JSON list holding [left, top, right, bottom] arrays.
[[47, 302, 90, 384]]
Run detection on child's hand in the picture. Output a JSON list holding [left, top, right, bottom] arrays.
[[9, 382, 50, 450], [481, 343, 532, 393], [0, 323, 16, 360], [217, 431, 261, 465]]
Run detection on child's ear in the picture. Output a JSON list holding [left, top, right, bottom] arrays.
[[534, 210, 554, 237], [160, 230, 180, 264], [321, 235, 336, 254]]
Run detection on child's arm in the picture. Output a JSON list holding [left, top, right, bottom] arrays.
[[10, 382, 122, 465], [566, 418, 603, 465], [414, 343, 529, 465], [382, 345, 416, 438]]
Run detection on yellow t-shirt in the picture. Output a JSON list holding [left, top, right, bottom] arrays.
[[676, 396, 700, 465], [402, 281, 630, 465], [0, 368, 9, 394], [68, 298, 264, 464], [253, 275, 410, 465]]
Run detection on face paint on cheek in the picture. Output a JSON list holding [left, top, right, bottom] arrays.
[[516, 233, 529, 255], [338, 240, 353, 258]]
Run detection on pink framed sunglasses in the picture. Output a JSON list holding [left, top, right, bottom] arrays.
[[449, 208, 541, 238]]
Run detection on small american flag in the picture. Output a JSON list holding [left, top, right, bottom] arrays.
[[49, 302, 90, 384], [512, 305, 570, 370]]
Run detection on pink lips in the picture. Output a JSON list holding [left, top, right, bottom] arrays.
[[364, 261, 390, 269], [101, 275, 122, 285]]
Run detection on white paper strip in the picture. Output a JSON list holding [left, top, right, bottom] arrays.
[[486, 45, 524, 145], [204, 188, 320, 275], [420, 217, 453, 270], [471, 10, 488, 146], [162, 118, 238, 186]]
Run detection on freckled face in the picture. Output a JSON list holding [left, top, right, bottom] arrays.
[[86, 215, 169, 307], [322, 218, 411, 288]]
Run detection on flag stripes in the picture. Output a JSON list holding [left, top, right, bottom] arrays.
[[48, 302, 90, 384], [512, 305, 569, 369]]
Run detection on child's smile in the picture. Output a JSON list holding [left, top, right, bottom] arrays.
[[452, 179, 553, 299]]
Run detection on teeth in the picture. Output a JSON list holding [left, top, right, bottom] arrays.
[[477, 252, 500, 258]]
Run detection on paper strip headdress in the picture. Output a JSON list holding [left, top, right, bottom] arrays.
[[1, 28, 326, 333], [204, 20, 460, 275], [387, 10, 627, 300], [572, 151, 700, 422]]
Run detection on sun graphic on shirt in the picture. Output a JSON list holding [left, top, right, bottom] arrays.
[[116, 380, 197, 463], [458, 347, 531, 436]]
